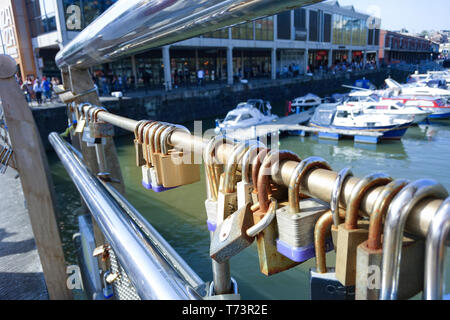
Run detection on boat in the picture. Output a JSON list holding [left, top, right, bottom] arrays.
[[345, 91, 431, 124], [386, 96, 450, 119], [214, 99, 278, 134], [289, 93, 322, 121], [309, 103, 414, 140]]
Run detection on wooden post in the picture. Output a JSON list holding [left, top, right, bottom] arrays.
[[0, 55, 72, 300]]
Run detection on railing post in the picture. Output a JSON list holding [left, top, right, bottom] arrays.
[[0, 54, 72, 300]]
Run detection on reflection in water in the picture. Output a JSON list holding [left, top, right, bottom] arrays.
[[48, 119, 450, 300]]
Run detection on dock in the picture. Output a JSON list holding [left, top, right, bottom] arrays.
[[223, 113, 383, 144], [0, 166, 49, 300]]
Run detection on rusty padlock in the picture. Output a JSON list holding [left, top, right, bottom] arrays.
[[310, 211, 355, 300], [380, 179, 448, 300], [250, 148, 270, 205], [355, 179, 409, 300], [335, 173, 392, 287], [156, 125, 200, 189], [330, 168, 353, 250], [92, 108, 114, 139], [276, 157, 332, 262], [253, 150, 301, 276]]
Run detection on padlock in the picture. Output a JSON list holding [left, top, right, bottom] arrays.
[[276, 157, 332, 262], [236, 141, 266, 209], [253, 150, 302, 276], [74, 103, 90, 134], [102, 271, 114, 299], [330, 168, 353, 250], [156, 125, 200, 188], [204, 136, 235, 231], [133, 120, 148, 167], [92, 108, 114, 139], [310, 210, 355, 300], [250, 148, 270, 205], [355, 179, 412, 300], [380, 179, 448, 300], [210, 202, 254, 263], [141, 122, 158, 189], [335, 173, 392, 287]]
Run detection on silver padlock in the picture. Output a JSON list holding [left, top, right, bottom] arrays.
[[380, 179, 448, 300], [102, 271, 114, 299], [276, 157, 332, 263]]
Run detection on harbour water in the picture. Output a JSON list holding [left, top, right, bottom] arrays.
[[48, 117, 450, 300]]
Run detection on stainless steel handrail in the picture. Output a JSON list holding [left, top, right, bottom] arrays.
[[49, 132, 204, 300], [55, 0, 321, 69]]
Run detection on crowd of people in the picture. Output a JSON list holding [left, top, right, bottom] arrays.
[[17, 76, 61, 105]]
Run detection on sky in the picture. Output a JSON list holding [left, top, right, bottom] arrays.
[[333, 0, 450, 34]]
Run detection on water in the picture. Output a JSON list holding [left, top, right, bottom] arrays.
[[48, 118, 450, 300]]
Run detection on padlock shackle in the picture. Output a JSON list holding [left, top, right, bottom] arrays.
[[331, 168, 353, 227], [148, 122, 164, 153], [139, 120, 154, 144], [258, 150, 300, 213], [161, 125, 190, 155], [143, 122, 158, 164], [288, 157, 330, 214], [246, 198, 277, 237], [424, 196, 450, 300], [241, 142, 266, 184], [367, 179, 409, 251], [223, 142, 251, 193], [93, 107, 107, 123], [251, 148, 270, 196], [154, 124, 170, 154], [344, 173, 392, 230], [133, 120, 147, 141], [314, 210, 333, 274], [380, 179, 448, 300]]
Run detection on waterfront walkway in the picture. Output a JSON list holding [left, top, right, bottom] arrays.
[[0, 166, 48, 300]]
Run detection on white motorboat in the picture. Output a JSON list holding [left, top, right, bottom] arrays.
[[215, 99, 278, 134], [345, 91, 431, 124], [289, 93, 322, 121], [310, 103, 413, 140]]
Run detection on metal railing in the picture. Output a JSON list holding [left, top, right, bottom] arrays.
[[49, 132, 205, 300]]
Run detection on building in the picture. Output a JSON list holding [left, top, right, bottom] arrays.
[[2, 0, 381, 91], [440, 43, 450, 59], [379, 30, 433, 65]]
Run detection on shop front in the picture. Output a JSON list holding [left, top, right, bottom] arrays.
[[233, 49, 271, 80], [308, 50, 329, 72], [352, 50, 363, 63], [332, 50, 348, 65]]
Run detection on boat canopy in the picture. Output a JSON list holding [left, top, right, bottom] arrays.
[[310, 104, 337, 126]]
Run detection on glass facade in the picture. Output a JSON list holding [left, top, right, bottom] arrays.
[[294, 8, 307, 41], [203, 28, 229, 39], [26, 0, 57, 37], [309, 10, 319, 42], [332, 14, 367, 46], [63, 0, 117, 31], [232, 22, 254, 40], [255, 17, 274, 41]]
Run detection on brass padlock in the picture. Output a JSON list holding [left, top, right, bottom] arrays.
[[253, 150, 301, 276], [156, 125, 200, 189], [133, 120, 148, 167], [335, 173, 392, 287], [236, 142, 266, 209], [141, 122, 157, 189], [204, 136, 235, 231], [146, 122, 166, 191], [380, 179, 448, 300], [355, 179, 409, 300], [276, 157, 332, 262], [310, 210, 355, 300], [330, 168, 353, 250]]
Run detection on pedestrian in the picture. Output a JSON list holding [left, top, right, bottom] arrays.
[[42, 77, 52, 102], [197, 69, 204, 86], [21, 80, 31, 103], [33, 79, 43, 105]]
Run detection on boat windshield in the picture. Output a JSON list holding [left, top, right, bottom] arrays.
[[225, 114, 238, 122], [311, 105, 336, 125]]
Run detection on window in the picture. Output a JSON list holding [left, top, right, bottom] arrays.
[[232, 22, 254, 40], [294, 8, 307, 41], [336, 111, 349, 118], [26, 0, 57, 37], [204, 28, 229, 39], [309, 10, 318, 42], [63, 0, 118, 31], [374, 29, 380, 45], [240, 114, 253, 121], [323, 14, 331, 43], [368, 29, 374, 45], [255, 17, 274, 41], [277, 11, 291, 40]]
